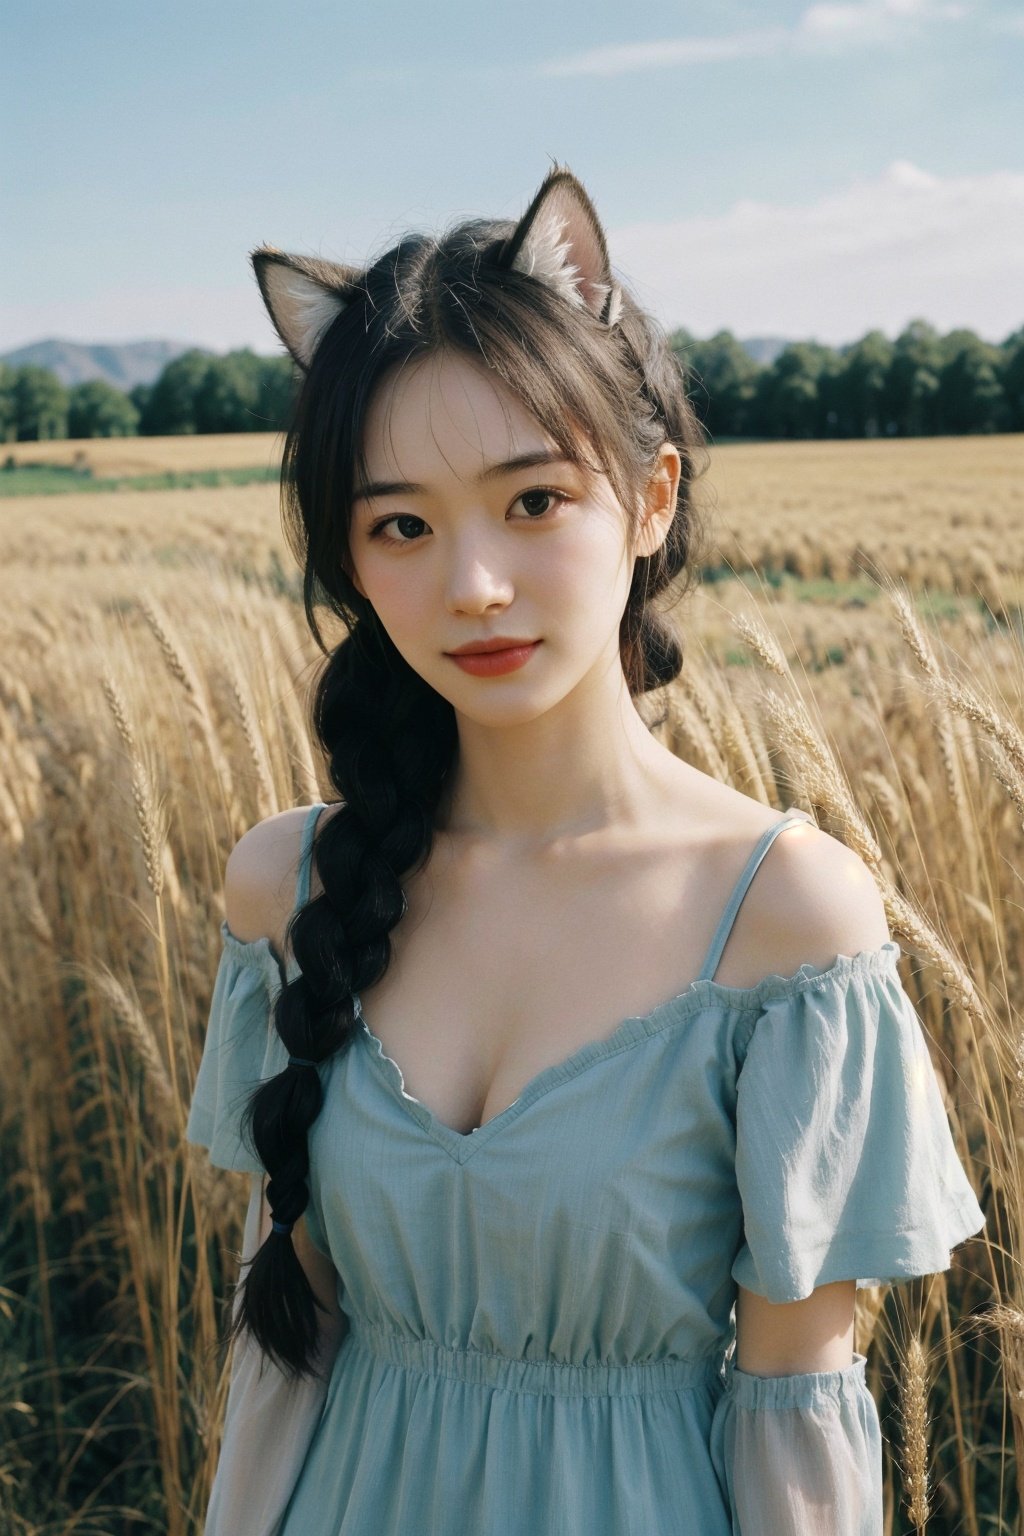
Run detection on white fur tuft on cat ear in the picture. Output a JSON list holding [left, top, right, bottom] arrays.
[[501, 167, 620, 326], [509, 210, 588, 312], [250, 246, 362, 370]]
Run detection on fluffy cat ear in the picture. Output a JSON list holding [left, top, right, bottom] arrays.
[[250, 246, 363, 370], [498, 164, 623, 327]]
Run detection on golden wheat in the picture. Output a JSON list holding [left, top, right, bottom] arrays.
[[898, 1333, 932, 1528], [3, 432, 1020, 1530], [4, 429, 284, 476]]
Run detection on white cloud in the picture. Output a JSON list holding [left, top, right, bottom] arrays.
[[603, 161, 1024, 345], [541, 0, 973, 77], [540, 29, 788, 76], [884, 158, 941, 188], [796, 0, 968, 47]]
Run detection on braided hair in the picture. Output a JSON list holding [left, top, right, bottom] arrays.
[[226, 164, 712, 1380]]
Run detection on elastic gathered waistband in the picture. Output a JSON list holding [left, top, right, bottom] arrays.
[[347, 1317, 724, 1399]]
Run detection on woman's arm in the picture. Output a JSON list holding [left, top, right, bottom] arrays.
[[736, 1279, 856, 1375], [711, 825, 890, 1532], [724, 1283, 876, 1531]]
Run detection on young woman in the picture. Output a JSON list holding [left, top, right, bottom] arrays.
[[186, 164, 986, 1535]]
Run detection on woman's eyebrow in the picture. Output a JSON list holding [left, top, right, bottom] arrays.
[[352, 451, 576, 504]]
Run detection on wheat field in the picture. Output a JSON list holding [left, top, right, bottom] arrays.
[[1, 432, 1021, 1532], [3, 430, 287, 477]]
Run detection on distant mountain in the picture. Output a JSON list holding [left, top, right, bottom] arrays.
[[0, 338, 207, 390], [670, 332, 821, 367], [738, 336, 797, 366]]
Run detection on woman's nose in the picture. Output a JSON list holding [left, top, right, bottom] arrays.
[[443, 529, 515, 614]]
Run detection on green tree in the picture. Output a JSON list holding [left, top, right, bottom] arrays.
[[883, 320, 943, 436], [811, 348, 846, 438], [831, 331, 894, 437], [756, 343, 833, 439], [255, 354, 300, 432], [936, 332, 1008, 434], [129, 382, 153, 425], [14, 365, 68, 440], [672, 330, 760, 438], [194, 350, 262, 434], [0, 364, 17, 443], [138, 349, 214, 434], [67, 379, 140, 438], [999, 329, 1024, 431]]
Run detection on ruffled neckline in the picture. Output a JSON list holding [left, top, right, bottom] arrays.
[[349, 943, 904, 1162]]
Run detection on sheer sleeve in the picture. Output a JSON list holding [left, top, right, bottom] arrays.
[[185, 922, 291, 1173], [709, 1352, 883, 1535], [199, 1173, 343, 1536], [729, 944, 986, 1303]]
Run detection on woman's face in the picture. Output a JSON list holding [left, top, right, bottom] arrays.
[[346, 349, 675, 727]]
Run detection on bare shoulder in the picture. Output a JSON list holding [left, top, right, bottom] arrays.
[[223, 804, 323, 954], [659, 766, 891, 982], [748, 812, 892, 974]]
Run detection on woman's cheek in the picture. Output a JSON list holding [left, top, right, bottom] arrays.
[[362, 559, 422, 626]]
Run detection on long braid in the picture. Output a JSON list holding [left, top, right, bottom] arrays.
[[225, 627, 456, 1380]]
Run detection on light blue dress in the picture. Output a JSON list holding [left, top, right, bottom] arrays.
[[186, 803, 986, 1534]]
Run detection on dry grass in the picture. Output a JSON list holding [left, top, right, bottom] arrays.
[[703, 433, 1024, 610], [3, 430, 284, 476], [1, 432, 1021, 1531]]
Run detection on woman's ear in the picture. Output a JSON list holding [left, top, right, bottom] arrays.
[[634, 443, 682, 559], [497, 163, 623, 327], [250, 246, 363, 370]]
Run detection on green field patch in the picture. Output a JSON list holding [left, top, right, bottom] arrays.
[[704, 566, 998, 621], [0, 461, 279, 496]]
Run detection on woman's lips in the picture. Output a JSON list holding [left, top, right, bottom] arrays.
[[446, 641, 542, 677]]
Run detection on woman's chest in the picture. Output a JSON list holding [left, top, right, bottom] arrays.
[[350, 846, 723, 1136]]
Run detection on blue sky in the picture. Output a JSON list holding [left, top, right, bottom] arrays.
[[3, 0, 1021, 354]]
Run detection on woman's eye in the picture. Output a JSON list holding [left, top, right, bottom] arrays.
[[512, 488, 569, 520], [368, 513, 427, 544], [366, 488, 568, 546]]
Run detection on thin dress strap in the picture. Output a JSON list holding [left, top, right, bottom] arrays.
[[294, 801, 326, 911], [696, 808, 816, 984]]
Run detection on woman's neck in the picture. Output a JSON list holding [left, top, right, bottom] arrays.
[[436, 679, 678, 853]]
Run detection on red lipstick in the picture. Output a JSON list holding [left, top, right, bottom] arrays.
[[445, 639, 542, 677]]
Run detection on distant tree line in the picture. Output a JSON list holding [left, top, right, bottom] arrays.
[[0, 349, 296, 442], [673, 320, 1024, 439], [1, 320, 1022, 442]]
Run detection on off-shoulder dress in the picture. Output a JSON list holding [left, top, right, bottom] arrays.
[[186, 802, 986, 1535]]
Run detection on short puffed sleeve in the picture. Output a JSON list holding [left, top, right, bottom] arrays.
[[731, 943, 986, 1303], [185, 922, 290, 1173]]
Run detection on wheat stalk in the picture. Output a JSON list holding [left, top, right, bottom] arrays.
[[898, 1333, 931, 1528], [102, 668, 168, 898], [66, 959, 176, 1125]]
